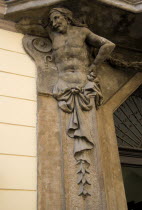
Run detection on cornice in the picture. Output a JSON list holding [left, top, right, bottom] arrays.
[[1, 0, 64, 16], [6, 0, 64, 14], [0, 0, 6, 16], [98, 0, 142, 13], [0, 0, 142, 16]]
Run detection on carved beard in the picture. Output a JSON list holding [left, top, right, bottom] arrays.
[[53, 24, 68, 33]]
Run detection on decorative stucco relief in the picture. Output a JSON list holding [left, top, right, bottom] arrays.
[[19, 7, 115, 198]]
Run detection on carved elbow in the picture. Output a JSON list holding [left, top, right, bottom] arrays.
[[110, 42, 116, 51]]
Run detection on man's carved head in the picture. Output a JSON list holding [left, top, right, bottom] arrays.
[[49, 8, 86, 33], [49, 8, 72, 33]]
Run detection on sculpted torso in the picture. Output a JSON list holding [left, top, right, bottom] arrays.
[[48, 9, 115, 88], [21, 7, 115, 199], [50, 27, 90, 87]]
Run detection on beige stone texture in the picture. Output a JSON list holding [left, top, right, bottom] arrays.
[[98, 63, 134, 103], [0, 49, 36, 77], [0, 29, 25, 53], [97, 72, 142, 210], [0, 124, 36, 156], [0, 96, 36, 126], [38, 96, 63, 210], [59, 106, 106, 210], [0, 155, 37, 190], [0, 29, 37, 210], [0, 72, 36, 100], [37, 71, 142, 210], [0, 190, 37, 210], [38, 95, 107, 210]]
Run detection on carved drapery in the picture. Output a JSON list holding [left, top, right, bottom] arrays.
[[21, 7, 115, 198], [53, 81, 102, 196], [23, 34, 103, 197]]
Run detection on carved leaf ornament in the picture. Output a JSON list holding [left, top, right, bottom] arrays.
[[53, 82, 102, 197]]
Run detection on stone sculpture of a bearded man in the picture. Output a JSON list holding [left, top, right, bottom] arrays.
[[20, 7, 115, 198], [46, 7, 115, 197]]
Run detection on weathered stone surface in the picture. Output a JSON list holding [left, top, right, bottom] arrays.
[[38, 95, 106, 210], [1, 0, 142, 18], [22, 7, 116, 202], [0, 0, 141, 209], [37, 73, 142, 210], [38, 95, 64, 210], [98, 63, 134, 103], [97, 72, 142, 210], [4, 0, 142, 64], [98, 0, 142, 13], [59, 102, 105, 209], [12, 3, 142, 210]]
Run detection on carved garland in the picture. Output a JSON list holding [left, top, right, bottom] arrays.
[[108, 57, 142, 72]]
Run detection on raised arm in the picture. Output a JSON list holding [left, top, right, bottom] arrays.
[[85, 28, 115, 67]]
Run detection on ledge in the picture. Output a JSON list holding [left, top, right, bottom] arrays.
[[98, 0, 142, 13], [6, 0, 64, 14], [0, 0, 142, 17], [0, 0, 64, 16]]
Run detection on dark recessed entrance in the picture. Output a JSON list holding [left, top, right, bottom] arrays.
[[114, 85, 142, 210]]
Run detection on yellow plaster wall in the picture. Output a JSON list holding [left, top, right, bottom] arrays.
[[0, 29, 37, 210]]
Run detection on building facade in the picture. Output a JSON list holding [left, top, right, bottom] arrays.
[[0, 0, 142, 210]]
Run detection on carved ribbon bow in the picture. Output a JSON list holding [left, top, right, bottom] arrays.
[[53, 81, 102, 197], [53, 81, 103, 158]]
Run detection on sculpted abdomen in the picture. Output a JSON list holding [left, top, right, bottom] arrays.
[[53, 46, 90, 65], [58, 71, 87, 88]]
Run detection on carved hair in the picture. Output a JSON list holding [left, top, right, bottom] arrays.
[[49, 7, 87, 27]]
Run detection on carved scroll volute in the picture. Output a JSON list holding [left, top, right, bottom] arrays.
[[23, 35, 58, 95]]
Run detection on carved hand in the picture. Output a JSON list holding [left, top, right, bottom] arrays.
[[89, 64, 97, 74], [87, 64, 97, 81]]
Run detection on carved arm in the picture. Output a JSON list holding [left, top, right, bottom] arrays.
[[86, 28, 115, 67]]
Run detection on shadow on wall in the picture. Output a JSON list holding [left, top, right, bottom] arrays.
[[128, 201, 142, 210]]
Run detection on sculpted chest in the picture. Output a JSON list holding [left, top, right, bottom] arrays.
[[52, 30, 86, 51]]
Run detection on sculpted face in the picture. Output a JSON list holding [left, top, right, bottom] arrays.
[[49, 11, 68, 33]]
